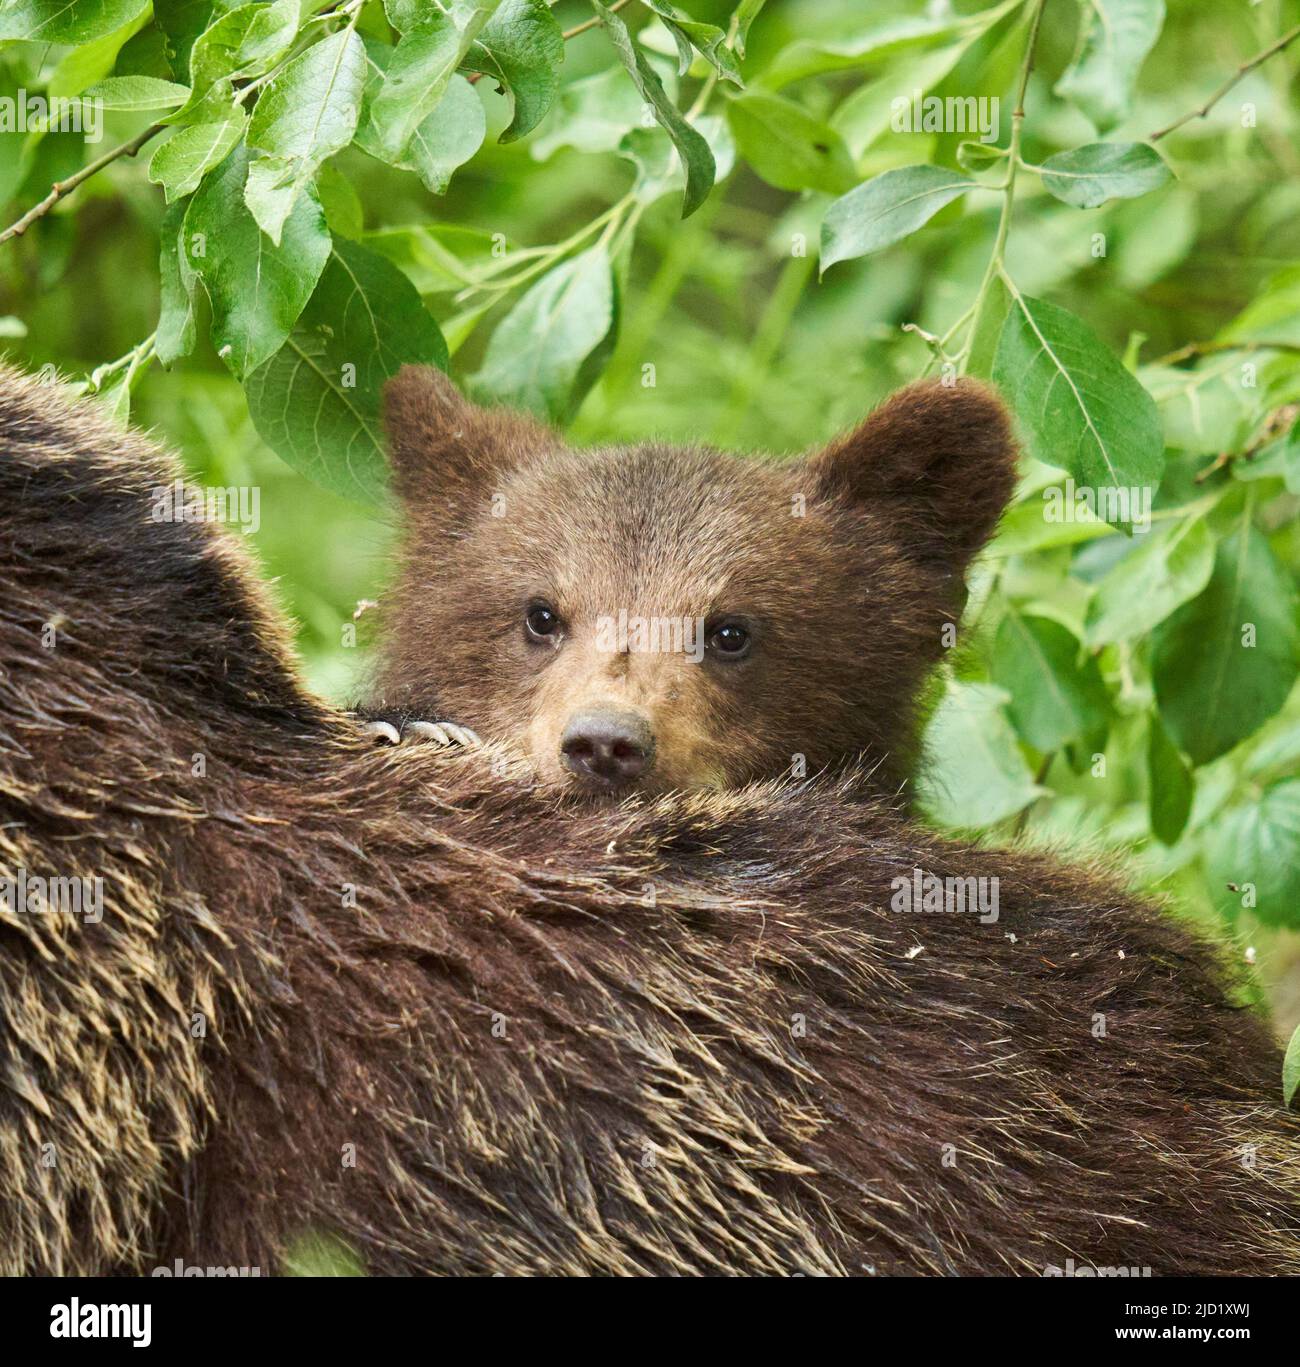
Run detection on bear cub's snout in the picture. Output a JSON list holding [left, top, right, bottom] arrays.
[[560, 707, 656, 788]]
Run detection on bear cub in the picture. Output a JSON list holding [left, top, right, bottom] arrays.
[[364, 366, 1016, 797]]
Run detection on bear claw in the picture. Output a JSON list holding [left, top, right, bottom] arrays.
[[403, 720, 480, 747], [361, 720, 402, 745], [361, 718, 480, 748]]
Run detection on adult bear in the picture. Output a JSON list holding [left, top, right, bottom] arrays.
[[0, 365, 1296, 1276]]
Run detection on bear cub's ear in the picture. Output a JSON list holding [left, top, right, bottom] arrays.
[[383, 365, 551, 507], [807, 378, 1018, 576]]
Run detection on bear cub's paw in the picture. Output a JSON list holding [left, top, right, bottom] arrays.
[[358, 717, 482, 748]]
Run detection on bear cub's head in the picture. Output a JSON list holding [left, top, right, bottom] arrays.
[[370, 366, 1017, 798]]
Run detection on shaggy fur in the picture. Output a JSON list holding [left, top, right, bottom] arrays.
[[1, 365, 1298, 1276], [370, 367, 1017, 794]]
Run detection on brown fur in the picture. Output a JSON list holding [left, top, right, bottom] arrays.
[[370, 367, 1017, 794], [2, 365, 1299, 1276]]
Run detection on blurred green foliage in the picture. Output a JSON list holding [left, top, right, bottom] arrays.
[[2, 0, 1300, 1035]]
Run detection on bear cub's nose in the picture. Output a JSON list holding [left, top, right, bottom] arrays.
[[560, 710, 654, 787]]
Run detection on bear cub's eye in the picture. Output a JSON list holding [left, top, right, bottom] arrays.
[[525, 601, 562, 641], [707, 618, 752, 660]]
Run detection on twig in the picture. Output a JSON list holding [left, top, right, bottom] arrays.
[[1194, 403, 1298, 484], [1150, 22, 1300, 141], [85, 331, 158, 395], [959, 0, 1047, 370], [451, 193, 634, 304], [1149, 338, 1300, 367], [0, 123, 163, 244], [565, 0, 634, 40]]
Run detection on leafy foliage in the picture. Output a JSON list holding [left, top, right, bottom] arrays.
[[3, 0, 1300, 1035]]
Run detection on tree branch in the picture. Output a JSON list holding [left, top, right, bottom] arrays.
[[0, 122, 163, 245], [1149, 338, 1300, 367], [1150, 22, 1300, 141]]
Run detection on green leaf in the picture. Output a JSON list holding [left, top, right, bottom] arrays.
[[990, 496, 1114, 556], [1112, 185, 1197, 291], [618, 114, 733, 207], [149, 115, 246, 203], [357, 58, 486, 194], [917, 680, 1045, 830], [1039, 141, 1171, 209], [382, 0, 425, 31], [184, 145, 332, 379], [1054, 0, 1165, 133], [370, 1, 500, 162], [1285, 1025, 1300, 1109], [47, 7, 152, 97], [732, 0, 766, 58], [964, 272, 1008, 380], [531, 58, 677, 159], [470, 245, 614, 422], [640, 1, 742, 85], [1232, 419, 1300, 496], [1083, 515, 1215, 645], [363, 223, 518, 294], [0, 0, 149, 44], [1147, 713, 1193, 846], [467, 0, 565, 143], [315, 161, 364, 239], [761, 11, 977, 88], [1204, 780, 1300, 929], [591, 0, 714, 218], [642, 10, 696, 77], [1221, 265, 1300, 347], [1243, 716, 1300, 785], [92, 374, 134, 427], [727, 92, 855, 195], [1152, 517, 1300, 765], [172, 0, 300, 122], [820, 165, 975, 274], [1144, 361, 1256, 457], [956, 140, 1006, 173], [155, 0, 221, 82], [992, 610, 1111, 754], [993, 291, 1164, 509], [440, 303, 493, 356], [246, 239, 448, 505], [245, 26, 367, 243], [156, 197, 197, 367], [403, 76, 486, 194], [83, 76, 192, 110], [831, 37, 983, 160]]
